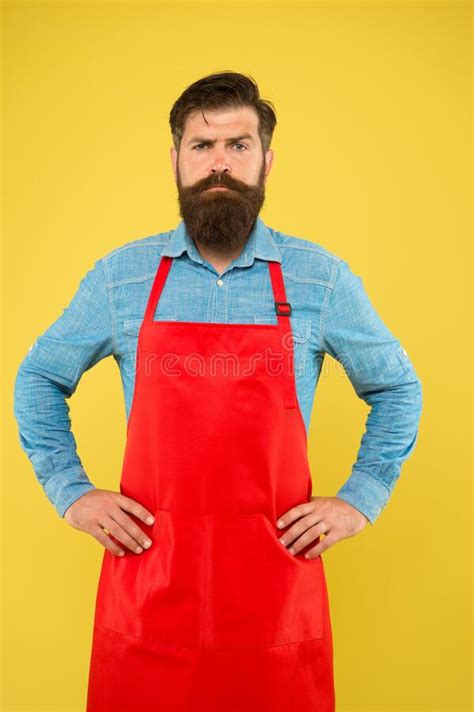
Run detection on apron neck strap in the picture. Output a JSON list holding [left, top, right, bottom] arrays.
[[143, 255, 173, 323], [267, 260, 297, 409], [267, 260, 292, 322], [145, 256, 293, 326]]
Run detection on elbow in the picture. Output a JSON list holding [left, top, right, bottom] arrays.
[[13, 358, 30, 419], [412, 374, 423, 416]]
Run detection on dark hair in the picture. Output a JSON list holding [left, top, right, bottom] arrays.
[[169, 71, 277, 154]]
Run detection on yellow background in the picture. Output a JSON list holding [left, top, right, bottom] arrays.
[[2, 1, 471, 710]]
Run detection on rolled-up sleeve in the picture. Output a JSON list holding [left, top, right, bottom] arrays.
[[13, 257, 114, 518], [320, 258, 423, 525]]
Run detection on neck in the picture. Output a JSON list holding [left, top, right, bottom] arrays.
[[193, 239, 249, 276]]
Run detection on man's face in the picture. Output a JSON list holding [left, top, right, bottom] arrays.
[[170, 106, 273, 255]]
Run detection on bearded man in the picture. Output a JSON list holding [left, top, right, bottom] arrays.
[[14, 70, 423, 712]]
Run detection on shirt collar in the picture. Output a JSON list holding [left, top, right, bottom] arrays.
[[161, 215, 282, 268]]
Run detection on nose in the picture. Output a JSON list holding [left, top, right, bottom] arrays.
[[210, 149, 231, 174], [210, 165, 230, 176], [208, 166, 231, 187]]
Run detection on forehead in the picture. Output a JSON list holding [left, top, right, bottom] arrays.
[[182, 105, 259, 139]]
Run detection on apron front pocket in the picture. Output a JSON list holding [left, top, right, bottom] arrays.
[[204, 512, 325, 649], [93, 509, 203, 648]]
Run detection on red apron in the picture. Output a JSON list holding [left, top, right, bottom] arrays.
[[86, 255, 335, 712]]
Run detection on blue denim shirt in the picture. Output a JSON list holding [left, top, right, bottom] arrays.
[[13, 216, 422, 524]]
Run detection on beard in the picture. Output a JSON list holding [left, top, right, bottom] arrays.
[[176, 158, 267, 255]]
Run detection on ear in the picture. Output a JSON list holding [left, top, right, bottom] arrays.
[[264, 148, 274, 178], [170, 146, 178, 180]]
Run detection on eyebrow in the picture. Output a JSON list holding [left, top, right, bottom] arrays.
[[187, 134, 255, 146]]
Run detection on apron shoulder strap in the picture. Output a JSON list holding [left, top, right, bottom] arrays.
[[143, 255, 173, 323], [268, 261, 297, 409]]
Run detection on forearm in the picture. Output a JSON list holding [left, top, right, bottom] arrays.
[[335, 377, 423, 524], [14, 355, 96, 518]]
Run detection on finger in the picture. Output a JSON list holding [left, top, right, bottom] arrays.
[[109, 508, 153, 551], [100, 515, 148, 555], [94, 525, 126, 557], [117, 494, 155, 526], [282, 522, 328, 556], [278, 512, 324, 548], [276, 501, 315, 529], [304, 532, 336, 559]]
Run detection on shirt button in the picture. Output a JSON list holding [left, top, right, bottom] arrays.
[[217, 279, 224, 287]]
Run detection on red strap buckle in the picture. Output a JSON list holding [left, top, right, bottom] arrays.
[[275, 301, 292, 316]]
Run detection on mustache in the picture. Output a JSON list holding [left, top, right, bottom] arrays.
[[185, 175, 252, 194]]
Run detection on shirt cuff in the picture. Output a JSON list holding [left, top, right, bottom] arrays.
[[41, 466, 97, 518], [335, 468, 391, 525]]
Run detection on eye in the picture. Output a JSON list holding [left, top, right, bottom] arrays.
[[193, 142, 248, 151]]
